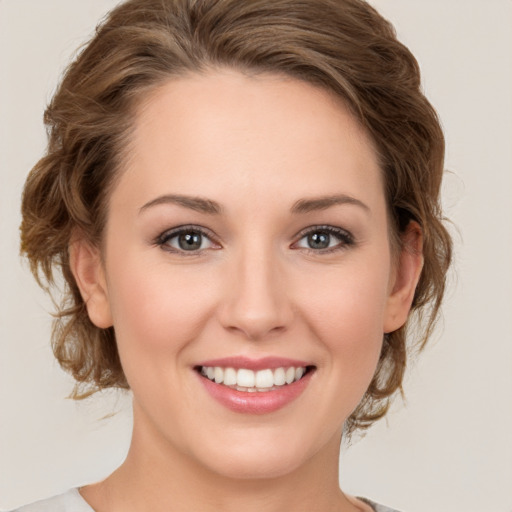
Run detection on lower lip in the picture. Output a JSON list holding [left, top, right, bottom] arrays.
[[197, 371, 314, 414]]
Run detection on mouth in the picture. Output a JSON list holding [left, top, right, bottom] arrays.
[[194, 356, 316, 413], [195, 364, 315, 393]]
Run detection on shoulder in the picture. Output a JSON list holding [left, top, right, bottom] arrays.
[[8, 489, 94, 512], [9, 490, 401, 512], [359, 497, 404, 512]]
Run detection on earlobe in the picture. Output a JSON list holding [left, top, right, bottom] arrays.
[[69, 236, 113, 329], [384, 221, 424, 333]]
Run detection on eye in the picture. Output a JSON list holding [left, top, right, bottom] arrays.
[[294, 226, 354, 252], [156, 226, 219, 254]]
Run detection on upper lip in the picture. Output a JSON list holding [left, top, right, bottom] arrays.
[[195, 356, 314, 371]]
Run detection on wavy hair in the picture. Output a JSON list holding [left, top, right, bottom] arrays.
[[20, 0, 452, 434]]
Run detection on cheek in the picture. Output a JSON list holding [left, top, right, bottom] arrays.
[[106, 258, 218, 357], [303, 261, 389, 332], [298, 260, 390, 379]]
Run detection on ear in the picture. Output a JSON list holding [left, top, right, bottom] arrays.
[[69, 235, 113, 329], [383, 221, 424, 333]]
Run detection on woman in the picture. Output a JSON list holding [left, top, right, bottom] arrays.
[[15, 0, 452, 511]]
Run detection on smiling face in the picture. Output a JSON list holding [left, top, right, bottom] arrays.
[[73, 70, 421, 481]]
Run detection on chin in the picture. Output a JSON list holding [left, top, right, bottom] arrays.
[[202, 447, 307, 481], [186, 423, 333, 481]]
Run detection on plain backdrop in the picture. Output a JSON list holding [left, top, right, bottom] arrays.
[[1, 1, 511, 511]]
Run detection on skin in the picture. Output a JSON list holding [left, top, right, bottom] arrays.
[[72, 70, 423, 512]]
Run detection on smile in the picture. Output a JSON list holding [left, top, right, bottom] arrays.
[[194, 358, 316, 414], [198, 365, 310, 392]]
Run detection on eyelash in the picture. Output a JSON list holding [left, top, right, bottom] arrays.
[[154, 224, 355, 256], [293, 225, 355, 254], [155, 225, 219, 256]]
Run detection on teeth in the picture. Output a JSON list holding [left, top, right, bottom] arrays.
[[237, 368, 255, 387], [199, 365, 309, 391], [255, 369, 273, 388], [214, 367, 223, 384], [273, 367, 286, 386], [224, 367, 237, 386], [285, 367, 295, 384]]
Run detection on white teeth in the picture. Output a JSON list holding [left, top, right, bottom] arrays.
[[285, 367, 295, 384], [214, 367, 224, 384], [200, 365, 310, 391], [255, 369, 274, 388], [237, 368, 255, 387], [273, 367, 286, 386], [223, 367, 237, 386]]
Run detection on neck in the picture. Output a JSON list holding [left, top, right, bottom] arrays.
[[81, 405, 363, 512]]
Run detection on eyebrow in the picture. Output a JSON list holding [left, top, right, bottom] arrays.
[[139, 194, 223, 215], [139, 193, 370, 216], [291, 194, 370, 214]]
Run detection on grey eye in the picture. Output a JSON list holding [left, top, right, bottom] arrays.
[[295, 226, 354, 252], [297, 230, 340, 250], [176, 232, 203, 251], [306, 232, 331, 249], [161, 229, 215, 252]]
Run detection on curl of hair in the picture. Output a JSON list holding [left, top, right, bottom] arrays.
[[20, 0, 452, 433]]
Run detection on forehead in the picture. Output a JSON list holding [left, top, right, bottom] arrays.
[[116, 69, 384, 214]]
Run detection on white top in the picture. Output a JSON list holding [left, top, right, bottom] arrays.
[[10, 489, 93, 512], [10, 489, 401, 512]]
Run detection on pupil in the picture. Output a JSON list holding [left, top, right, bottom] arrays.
[[178, 232, 202, 250], [308, 232, 330, 249]]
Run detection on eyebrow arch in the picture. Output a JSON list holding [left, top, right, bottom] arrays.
[[291, 194, 370, 214], [139, 194, 223, 215]]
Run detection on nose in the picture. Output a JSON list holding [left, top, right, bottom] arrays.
[[218, 245, 294, 341]]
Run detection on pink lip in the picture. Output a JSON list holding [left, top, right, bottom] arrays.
[[194, 357, 315, 415], [195, 356, 311, 371]]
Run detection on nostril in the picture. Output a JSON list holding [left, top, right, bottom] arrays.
[[217, 273, 294, 340], [223, 323, 288, 342]]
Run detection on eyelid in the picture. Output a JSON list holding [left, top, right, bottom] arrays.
[[153, 223, 354, 255], [292, 225, 355, 252], [155, 224, 221, 254]]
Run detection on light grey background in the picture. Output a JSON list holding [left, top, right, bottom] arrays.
[[1, 1, 511, 511]]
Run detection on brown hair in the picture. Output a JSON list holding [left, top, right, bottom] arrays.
[[20, 0, 452, 434]]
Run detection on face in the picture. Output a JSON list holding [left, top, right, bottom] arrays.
[[75, 70, 420, 480]]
